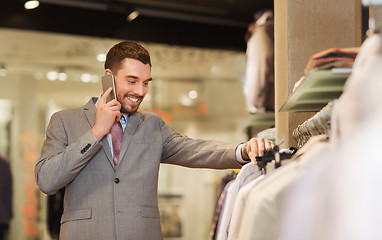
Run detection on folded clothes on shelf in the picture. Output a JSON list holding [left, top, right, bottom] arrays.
[[304, 47, 359, 73]]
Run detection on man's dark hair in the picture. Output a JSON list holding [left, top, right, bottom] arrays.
[[105, 41, 151, 72]]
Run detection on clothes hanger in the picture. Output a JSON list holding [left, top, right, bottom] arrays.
[[255, 146, 296, 174]]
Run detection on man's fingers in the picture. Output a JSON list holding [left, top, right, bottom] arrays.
[[101, 87, 112, 104], [115, 111, 122, 122], [106, 99, 120, 108], [109, 105, 121, 112], [264, 139, 273, 150], [248, 138, 275, 158], [256, 138, 266, 157], [248, 139, 258, 157]]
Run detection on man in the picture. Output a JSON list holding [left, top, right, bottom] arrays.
[[35, 41, 274, 240]]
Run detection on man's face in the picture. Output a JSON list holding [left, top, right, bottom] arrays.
[[109, 58, 152, 115]]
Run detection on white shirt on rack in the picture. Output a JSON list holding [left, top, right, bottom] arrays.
[[215, 162, 262, 240], [227, 174, 265, 240]]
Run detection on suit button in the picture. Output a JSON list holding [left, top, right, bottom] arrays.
[[114, 178, 120, 184]]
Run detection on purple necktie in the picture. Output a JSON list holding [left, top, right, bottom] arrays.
[[111, 121, 123, 167]]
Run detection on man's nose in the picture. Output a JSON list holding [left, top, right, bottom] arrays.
[[133, 84, 145, 96]]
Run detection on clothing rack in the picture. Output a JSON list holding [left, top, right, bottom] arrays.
[[292, 100, 337, 148]]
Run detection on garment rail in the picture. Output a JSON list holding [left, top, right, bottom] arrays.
[[292, 100, 337, 148]]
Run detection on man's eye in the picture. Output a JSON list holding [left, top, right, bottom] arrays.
[[129, 81, 136, 84]]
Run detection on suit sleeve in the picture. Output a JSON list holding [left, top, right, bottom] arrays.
[[35, 112, 102, 195], [158, 117, 243, 169]]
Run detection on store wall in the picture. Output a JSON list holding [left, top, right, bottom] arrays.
[[274, 0, 362, 148]]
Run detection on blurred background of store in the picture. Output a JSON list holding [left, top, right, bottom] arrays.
[[0, 0, 274, 239]]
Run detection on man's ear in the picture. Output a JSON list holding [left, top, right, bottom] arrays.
[[105, 69, 112, 75]]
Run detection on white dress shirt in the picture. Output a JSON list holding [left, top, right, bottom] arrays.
[[216, 162, 262, 240]]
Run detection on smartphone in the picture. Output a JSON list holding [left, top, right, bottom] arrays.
[[102, 74, 117, 103]]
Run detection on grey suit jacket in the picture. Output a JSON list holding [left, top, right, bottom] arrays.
[[35, 97, 242, 240]]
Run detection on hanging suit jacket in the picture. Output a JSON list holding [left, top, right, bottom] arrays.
[[35, 97, 242, 240], [245, 11, 275, 113]]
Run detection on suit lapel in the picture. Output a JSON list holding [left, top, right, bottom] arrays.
[[118, 112, 142, 164], [102, 138, 115, 169], [84, 97, 115, 168], [83, 98, 97, 128]]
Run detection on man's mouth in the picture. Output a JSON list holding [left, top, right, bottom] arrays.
[[127, 95, 140, 103]]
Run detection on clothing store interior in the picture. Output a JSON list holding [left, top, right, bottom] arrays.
[[1, 0, 381, 239]]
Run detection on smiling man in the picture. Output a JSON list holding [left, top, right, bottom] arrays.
[[108, 58, 151, 114], [35, 41, 274, 240]]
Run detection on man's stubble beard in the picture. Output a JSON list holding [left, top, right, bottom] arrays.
[[120, 104, 139, 115], [118, 95, 142, 115]]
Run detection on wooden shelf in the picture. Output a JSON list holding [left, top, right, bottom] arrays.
[[279, 69, 351, 112]]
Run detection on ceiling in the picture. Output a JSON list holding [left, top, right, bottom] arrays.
[[1, 0, 273, 51]]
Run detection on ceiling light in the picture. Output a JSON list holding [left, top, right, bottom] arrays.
[[80, 74, 91, 83], [127, 10, 140, 22], [46, 71, 58, 81], [24, 0, 40, 10], [79, 74, 99, 83], [97, 53, 106, 62], [57, 67, 68, 81], [180, 95, 192, 107], [188, 90, 198, 100], [58, 72, 68, 81]]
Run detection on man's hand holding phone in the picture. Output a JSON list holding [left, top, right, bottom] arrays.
[[91, 88, 121, 141], [102, 74, 117, 102]]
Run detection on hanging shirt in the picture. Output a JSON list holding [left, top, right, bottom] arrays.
[[227, 174, 265, 240], [236, 161, 298, 240], [216, 162, 262, 240]]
